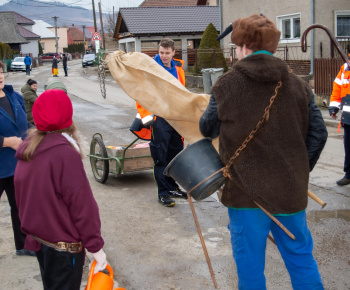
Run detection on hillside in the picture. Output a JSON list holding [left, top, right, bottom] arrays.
[[0, 0, 106, 27]]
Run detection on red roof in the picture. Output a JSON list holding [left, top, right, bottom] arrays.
[[140, 0, 199, 6], [67, 27, 84, 44]]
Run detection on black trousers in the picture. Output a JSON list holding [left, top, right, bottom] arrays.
[[36, 244, 84, 290], [0, 176, 26, 250], [150, 117, 183, 196], [63, 66, 68, 76], [343, 124, 350, 179]]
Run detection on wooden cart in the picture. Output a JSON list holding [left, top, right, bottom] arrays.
[[88, 133, 153, 183]]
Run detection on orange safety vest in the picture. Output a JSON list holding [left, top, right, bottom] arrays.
[[131, 58, 186, 140]]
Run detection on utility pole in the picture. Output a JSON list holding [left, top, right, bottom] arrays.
[[53, 16, 59, 54], [92, 0, 97, 33], [82, 25, 86, 53], [98, 1, 106, 49]]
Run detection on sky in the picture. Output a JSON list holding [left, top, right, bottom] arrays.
[[0, 0, 145, 14]]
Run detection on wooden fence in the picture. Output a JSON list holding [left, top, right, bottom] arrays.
[[314, 58, 344, 96]]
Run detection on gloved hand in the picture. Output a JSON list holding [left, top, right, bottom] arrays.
[[91, 249, 107, 274]]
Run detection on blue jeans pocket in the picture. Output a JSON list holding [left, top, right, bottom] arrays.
[[228, 224, 246, 258]]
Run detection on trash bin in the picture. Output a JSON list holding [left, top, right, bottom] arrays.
[[201, 68, 224, 94]]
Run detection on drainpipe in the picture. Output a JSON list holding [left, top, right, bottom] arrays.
[[310, 0, 315, 75], [219, 0, 223, 47]]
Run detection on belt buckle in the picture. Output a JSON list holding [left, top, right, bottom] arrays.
[[57, 242, 68, 252]]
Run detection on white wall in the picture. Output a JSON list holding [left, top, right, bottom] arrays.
[[20, 40, 39, 58]]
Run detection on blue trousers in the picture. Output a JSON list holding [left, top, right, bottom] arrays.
[[343, 124, 350, 179], [228, 209, 323, 290]]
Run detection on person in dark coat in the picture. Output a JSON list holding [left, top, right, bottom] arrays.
[[200, 14, 327, 289], [62, 53, 68, 77], [20, 79, 38, 124], [14, 89, 108, 289], [52, 56, 58, 77], [0, 61, 35, 257]]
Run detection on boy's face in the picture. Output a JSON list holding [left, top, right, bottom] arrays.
[[159, 46, 175, 67]]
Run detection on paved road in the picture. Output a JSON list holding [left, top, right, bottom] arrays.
[[0, 59, 349, 290]]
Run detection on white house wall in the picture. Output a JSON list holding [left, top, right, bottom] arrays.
[[20, 40, 39, 58], [118, 35, 204, 69]]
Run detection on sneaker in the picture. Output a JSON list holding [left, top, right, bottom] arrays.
[[336, 177, 350, 186], [169, 188, 188, 199], [158, 195, 175, 207], [16, 249, 36, 256]]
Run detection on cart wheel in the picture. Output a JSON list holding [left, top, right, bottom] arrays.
[[90, 136, 109, 183]]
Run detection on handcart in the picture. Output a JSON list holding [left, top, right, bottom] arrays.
[[88, 133, 153, 183]]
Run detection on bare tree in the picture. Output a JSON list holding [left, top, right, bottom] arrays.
[[104, 13, 117, 36]]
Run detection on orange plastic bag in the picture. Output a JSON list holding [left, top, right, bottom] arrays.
[[85, 260, 126, 290]]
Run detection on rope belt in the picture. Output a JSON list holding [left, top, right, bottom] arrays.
[[32, 235, 83, 253]]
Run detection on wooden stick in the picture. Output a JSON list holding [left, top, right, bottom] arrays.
[[253, 201, 296, 240], [308, 190, 327, 208], [187, 193, 218, 289], [268, 234, 276, 245]]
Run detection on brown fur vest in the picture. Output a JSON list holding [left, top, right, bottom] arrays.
[[212, 54, 312, 214]]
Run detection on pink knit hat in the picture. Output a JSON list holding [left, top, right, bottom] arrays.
[[33, 89, 73, 131]]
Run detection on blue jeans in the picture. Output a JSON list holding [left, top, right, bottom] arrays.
[[26, 65, 30, 75], [228, 208, 323, 290]]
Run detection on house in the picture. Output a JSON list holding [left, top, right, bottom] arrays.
[[47, 26, 68, 54], [114, 6, 220, 69], [0, 11, 40, 57], [220, 0, 350, 74], [32, 20, 56, 54], [140, 0, 200, 6]]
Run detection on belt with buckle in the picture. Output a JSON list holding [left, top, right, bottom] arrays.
[[32, 235, 83, 253]]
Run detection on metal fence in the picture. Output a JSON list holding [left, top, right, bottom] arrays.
[[314, 58, 344, 96]]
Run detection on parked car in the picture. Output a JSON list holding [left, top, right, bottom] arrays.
[[10, 57, 31, 72], [40, 52, 61, 62], [82, 54, 96, 68]]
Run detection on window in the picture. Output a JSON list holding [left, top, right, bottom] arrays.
[[335, 11, 350, 37], [277, 13, 301, 43], [40, 42, 45, 50]]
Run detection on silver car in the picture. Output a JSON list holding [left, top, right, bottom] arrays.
[[10, 57, 31, 71], [82, 54, 96, 68]]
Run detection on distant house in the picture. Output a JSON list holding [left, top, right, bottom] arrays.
[[67, 26, 85, 47], [48, 26, 68, 54], [32, 20, 56, 54], [114, 6, 220, 68], [140, 0, 200, 6], [0, 11, 40, 57]]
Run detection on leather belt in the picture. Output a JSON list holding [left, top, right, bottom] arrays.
[[32, 235, 83, 253]]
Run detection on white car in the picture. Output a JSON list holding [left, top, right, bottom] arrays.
[[10, 57, 31, 72], [82, 54, 96, 68]]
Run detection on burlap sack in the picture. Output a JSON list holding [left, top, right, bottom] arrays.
[[107, 50, 215, 145]]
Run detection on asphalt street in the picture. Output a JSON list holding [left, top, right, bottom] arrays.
[[0, 59, 349, 290]]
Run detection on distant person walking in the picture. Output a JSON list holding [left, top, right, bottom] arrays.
[[62, 53, 68, 77], [24, 54, 32, 76], [21, 79, 38, 124], [52, 56, 58, 77]]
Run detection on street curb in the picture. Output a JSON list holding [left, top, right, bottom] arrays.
[[324, 119, 340, 128]]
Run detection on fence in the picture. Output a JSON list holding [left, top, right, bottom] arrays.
[[314, 58, 344, 96]]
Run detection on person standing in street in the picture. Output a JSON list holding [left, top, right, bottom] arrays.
[[24, 54, 31, 76], [21, 79, 38, 124], [14, 89, 107, 289], [62, 53, 68, 77], [200, 14, 327, 289], [131, 38, 187, 207], [0, 61, 35, 257], [52, 56, 58, 77], [329, 59, 350, 185]]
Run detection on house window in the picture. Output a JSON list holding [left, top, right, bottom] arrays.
[[40, 42, 45, 50], [335, 11, 350, 37], [277, 13, 301, 42]]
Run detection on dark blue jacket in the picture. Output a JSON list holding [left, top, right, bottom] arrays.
[[0, 85, 28, 178]]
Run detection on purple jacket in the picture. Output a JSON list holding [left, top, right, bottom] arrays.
[[14, 132, 104, 253]]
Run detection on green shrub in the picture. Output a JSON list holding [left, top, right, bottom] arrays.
[[0, 42, 14, 59], [66, 43, 85, 53], [196, 23, 228, 72]]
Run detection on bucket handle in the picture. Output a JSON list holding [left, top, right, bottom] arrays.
[[86, 260, 114, 290]]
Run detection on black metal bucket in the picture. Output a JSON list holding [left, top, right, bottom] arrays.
[[164, 138, 226, 201]]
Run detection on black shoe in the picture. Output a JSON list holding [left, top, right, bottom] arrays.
[[158, 195, 175, 207], [16, 249, 36, 256], [336, 177, 350, 186], [169, 188, 188, 199]]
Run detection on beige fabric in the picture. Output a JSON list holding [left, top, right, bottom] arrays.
[[107, 50, 215, 146]]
